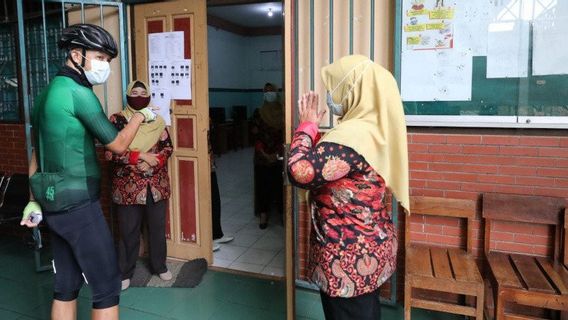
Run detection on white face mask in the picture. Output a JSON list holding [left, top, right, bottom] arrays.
[[264, 92, 277, 103], [78, 55, 111, 85]]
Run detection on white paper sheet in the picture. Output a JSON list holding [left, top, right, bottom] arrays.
[[163, 32, 185, 60], [532, 2, 568, 76], [169, 59, 192, 99], [453, 0, 492, 56], [401, 49, 472, 101], [148, 31, 185, 61], [150, 88, 172, 126], [148, 33, 166, 60], [486, 21, 530, 78], [148, 60, 171, 91]]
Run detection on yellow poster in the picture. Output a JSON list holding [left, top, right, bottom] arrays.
[[404, 24, 426, 32], [430, 7, 455, 19], [403, 0, 454, 50]]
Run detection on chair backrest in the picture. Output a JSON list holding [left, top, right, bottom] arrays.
[[3, 174, 29, 207], [232, 105, 247, 121], [482, 193, 566, 260], [0, 173, 10, 208], [210, 107, 226, 124], [405, 196, 477, 253]]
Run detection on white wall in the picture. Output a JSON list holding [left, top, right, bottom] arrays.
[[208, 26, 282, 90]]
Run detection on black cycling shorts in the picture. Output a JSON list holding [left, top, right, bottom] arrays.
[[45, 200, 120, 309]]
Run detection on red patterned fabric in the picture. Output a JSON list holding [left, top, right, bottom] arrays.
[[105, 114, 173, 205], [287, 122, 397, 298]]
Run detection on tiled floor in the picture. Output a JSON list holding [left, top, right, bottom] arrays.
[[0, 234, 459, 319], [0, 234, 286, 320], [212, 147, 285, 277]]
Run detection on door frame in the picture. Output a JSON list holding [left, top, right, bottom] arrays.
[[283, 0, 295, 318]]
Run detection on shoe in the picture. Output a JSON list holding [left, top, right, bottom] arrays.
[[259, 212, 268, 229], [214, 235, 234, 244], [121, 279, 130, 291], [159, 270, 172, 281], [213, 243, 221, 252]]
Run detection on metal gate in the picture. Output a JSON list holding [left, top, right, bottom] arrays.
[[10, 0, 128, 271], [14, 0, 128, 160]]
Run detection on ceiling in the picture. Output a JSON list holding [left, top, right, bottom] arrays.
[[207, 2, 283, 28]]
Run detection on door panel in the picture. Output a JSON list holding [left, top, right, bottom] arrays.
[[134, 0, 211, 262]]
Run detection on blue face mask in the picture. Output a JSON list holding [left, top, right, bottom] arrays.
[[326, 91, 345, 116]]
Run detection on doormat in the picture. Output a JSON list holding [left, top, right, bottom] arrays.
[[129, 258, 208, 288]]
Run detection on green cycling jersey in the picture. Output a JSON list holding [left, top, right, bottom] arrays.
[[31, 75, 118, 212]]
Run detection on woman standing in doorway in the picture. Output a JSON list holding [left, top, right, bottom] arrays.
[[287, 55, 410, 320], [251, 82, 284, 229], [105, 80, 173, 291]]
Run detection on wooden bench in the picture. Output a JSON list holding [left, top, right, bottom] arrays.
[[404, 196, 484, 320], [483, 193, 567, 320]]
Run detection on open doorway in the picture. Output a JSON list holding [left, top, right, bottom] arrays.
[[207, 1, 285, 278]]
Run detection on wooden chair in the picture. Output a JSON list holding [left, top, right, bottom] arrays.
[[404, 196, 484, 320], [483, 193, 567, 320]]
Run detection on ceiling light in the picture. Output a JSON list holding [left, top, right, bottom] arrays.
[[267, 8, 273, 17]]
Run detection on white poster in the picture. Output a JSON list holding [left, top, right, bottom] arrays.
[[453, 0, 492, 56], [486, 21, 530, 78], [150, 88, 172, 126], [148, 60, 171, 91], [169, 59, 192, 99], [401, 49, 472, 101], [148, 31, 185, 61], [162, 31, 185, 60], [532, 2, 568, 76], [148, 33, 166, 60]]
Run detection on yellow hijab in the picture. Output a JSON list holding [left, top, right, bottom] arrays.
[[121, 80, 166, 152], [320, 55, 410, 213], [259, 83, 284, 129]]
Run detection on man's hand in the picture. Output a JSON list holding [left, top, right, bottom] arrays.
[[136, 108, 157, 123], [21, 201, 42, 228]]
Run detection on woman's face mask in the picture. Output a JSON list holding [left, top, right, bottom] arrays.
[[325, 60, 372, 117], [127, 86, 150, 110], [127, 95, 151, 110], [264, 91, 277, 103], [326, 91, 345, 116]]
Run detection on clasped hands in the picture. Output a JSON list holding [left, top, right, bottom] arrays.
[[298, 91, 326, 125], [137, 152, 160, 174]]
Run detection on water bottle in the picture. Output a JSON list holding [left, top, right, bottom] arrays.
[[30, 212, 43, 224]]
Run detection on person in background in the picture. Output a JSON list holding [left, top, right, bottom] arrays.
[[286, 55, 410, 320], [251, 82, 284, 229], [105, 80, 173, 291], [21, 24, 156, 320], [209, 118, 234, 251]]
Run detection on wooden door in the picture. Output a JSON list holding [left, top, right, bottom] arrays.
[[133, 0, 212, 262]]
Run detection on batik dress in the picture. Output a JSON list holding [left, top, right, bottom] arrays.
[[287, 122, 397, 298]]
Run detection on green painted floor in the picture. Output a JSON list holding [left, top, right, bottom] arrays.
[[0, 235, 461, 319]]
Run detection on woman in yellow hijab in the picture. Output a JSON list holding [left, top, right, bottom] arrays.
[[287, 55, 409, 320], [105, 80, 173, 290], [251, 82, 284, 229]]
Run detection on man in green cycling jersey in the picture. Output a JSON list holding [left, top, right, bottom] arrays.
[[20, 24, 155, 320]]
